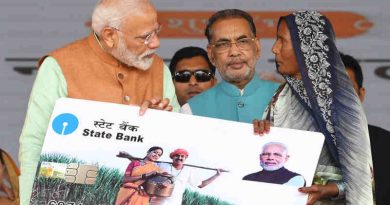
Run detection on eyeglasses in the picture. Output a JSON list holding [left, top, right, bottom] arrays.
[[210, 37, 256, 53], [112, 24, 162, 45], [173, 70, 213, 83], [136, 24, 162, 45]]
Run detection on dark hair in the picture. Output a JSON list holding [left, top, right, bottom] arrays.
[[204, 9, 256, 42], [147, 146, 163, 155], [169, 46, 216, 75], [340, 52, 363, 88]]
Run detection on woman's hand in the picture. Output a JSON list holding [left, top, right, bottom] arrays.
[[298, 183, 339, 205], [252, 119, 271, 136]]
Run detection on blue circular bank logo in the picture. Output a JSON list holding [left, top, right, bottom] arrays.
[[52, 113, 79, 135]]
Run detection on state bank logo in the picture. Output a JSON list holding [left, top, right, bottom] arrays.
[[52, 113, 79, 135]]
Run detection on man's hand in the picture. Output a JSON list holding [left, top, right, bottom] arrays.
[[216, 169, 229, 175], [253, 119, 271, 136], [298, 183, 339, 205], [139, 98, 173, 116]]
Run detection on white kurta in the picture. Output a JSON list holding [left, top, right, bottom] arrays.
[[154, 163, 201, 205]]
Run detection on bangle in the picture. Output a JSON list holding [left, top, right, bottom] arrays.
[[327, 180, 346, 200]]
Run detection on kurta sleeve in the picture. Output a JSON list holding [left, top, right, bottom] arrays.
[[19, 57, 67, 205]]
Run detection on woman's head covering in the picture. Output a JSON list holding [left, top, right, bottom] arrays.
[[278, 11, 373, 204]]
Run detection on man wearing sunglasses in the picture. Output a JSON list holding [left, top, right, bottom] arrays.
[[18, 0, 179, 204], [169, 46, 217, 106], [180, 9, 279, 123]]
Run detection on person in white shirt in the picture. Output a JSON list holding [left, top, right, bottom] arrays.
[[153, 148, 221, 205]]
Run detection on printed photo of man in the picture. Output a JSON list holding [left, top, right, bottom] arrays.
[[243, 142, 305, 187]]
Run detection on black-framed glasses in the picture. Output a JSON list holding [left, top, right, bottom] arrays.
[[210, 37, 256, 53], [173, 70, 213, 83]]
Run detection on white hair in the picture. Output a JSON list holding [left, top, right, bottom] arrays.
[[262, 141, 288, 155], [91, 0, 151, 35]]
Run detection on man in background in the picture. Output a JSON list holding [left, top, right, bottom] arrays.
[[169, 46, 217, 106], [341, 52, 390, 205]]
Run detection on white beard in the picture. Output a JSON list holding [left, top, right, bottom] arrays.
[[260, 161, 284, 171], [111, 36, 155, 71]]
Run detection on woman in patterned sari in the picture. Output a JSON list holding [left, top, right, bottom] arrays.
[[254, 11, 373, 205], [115, 146, 164, 205]]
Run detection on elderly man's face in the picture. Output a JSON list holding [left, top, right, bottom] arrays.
[[272, 20, 300, 79], [207, 18, 260, 89], [260, 144, 289, 171], [173, 56, 216, 106], [111, 3, 160, 70]]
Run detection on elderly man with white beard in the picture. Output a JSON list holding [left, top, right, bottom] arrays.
[[18, 0, 179, 204], [242, 142, 306, 187]]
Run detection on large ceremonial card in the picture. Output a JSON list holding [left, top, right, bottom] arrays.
[[30, 98, 324, 205]]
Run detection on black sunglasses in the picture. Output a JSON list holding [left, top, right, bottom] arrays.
[[173, 70, 213, 83]]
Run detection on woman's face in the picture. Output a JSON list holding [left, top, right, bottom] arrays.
[[272, 20, 301, 79], [146, 149, 163, 162]]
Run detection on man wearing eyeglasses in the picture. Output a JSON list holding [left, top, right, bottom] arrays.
[[180, 9, 279, 123], [243, 142, 305, 187], [169, 46, 217, 106], [18, 0, 179, 204]]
